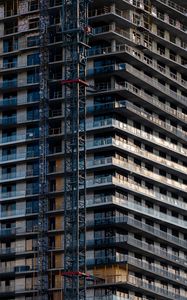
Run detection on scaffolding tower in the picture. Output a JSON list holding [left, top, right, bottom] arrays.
[[38, 0, 49, 299], [62, 0, 90, 299]]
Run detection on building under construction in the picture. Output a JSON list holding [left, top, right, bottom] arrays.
[[0, 0, 187, 299]]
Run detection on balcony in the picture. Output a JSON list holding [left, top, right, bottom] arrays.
[[124, 101, 187, 142], [0, 133, 39, 145], [90, 99, 187, 142], [121, 64, 187, 105], [92, 79, 187, 113], [0, 285, 15, 294], [127, 256, 187, 286], [156, 0, 187, 15], [0, 97, 17, 107], [91, 9, 187, 53], [0, 190, 26, 200], [126, 236, 187, 268], [0, 207, 37, 219], [86, 193, 187, 229], [0, 170, 38, 183], [88, 136, 187, 176], [0, 151, 39, 163], [87, 211, 187, 249], [87, 254, 126, 266], [0, 116, 17, 125], [127, 275, 186, 300], [0, 78, 39, 90], [0, 226, 38, 239], [88, 156, 187, 200], [88, 43, 186, 88], [87, 235, 127, 247], [86, 119, 187, 158]]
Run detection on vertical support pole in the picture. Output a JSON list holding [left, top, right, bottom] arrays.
[[62, 0, 90, 299], [38, 1, 49, 299]]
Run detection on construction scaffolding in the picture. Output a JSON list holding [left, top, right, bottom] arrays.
[[62, 0, 90, 299], [38, 0, 49, 299]]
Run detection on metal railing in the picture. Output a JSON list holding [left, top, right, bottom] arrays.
[[87, 194, 187, 229], [88, 156, 187, 196], [87, 118, 187, 157]]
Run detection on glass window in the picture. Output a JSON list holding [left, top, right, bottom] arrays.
[[27, 53, 40, 66], [27, 89, 39, 102], [27, 108, 39, 120], [27, 35, 39, 47], [27, 71, 39, 84]]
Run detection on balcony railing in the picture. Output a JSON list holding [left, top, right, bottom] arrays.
[[127, 236, 187, 267], [88, 43, 186, 87], [0, 97, 17, 106], [0, 285, 15, 293], [0, 116, 17, 125], [127, 256, 187, 285], [156, 0, 187, 15], [86, 194, 187, 229], [0, 133, 39, 144], [0, 151, 39, 162], [91, 7, 187, 51], [88, 156, 187, 197], [0, 78, 39, 89], [128, 275, 186, 300], [86, 118, 187, 157], [91, 79, 187, 117], [0, 207, 37, 219], [88, 135, 187, 175], [1, 190, 26, 199]]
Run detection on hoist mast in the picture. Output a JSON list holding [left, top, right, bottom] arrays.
[[38, 0, 49, 299], [62, 0, 90, 299]]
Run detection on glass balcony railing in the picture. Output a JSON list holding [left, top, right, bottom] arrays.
[[0, 97, 39, 107], [0, 97, 17, 106], [0, 207, 38, 218], [0, 133, 39, 144], [0, 116, 17, 125], [0, 151, 39, 162], [0, 79, 39, 89], [1, 190, 26, 199]]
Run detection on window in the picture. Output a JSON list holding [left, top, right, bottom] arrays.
[[27, 126, 39, 138], [26, 199, 39, 213], [27, 53, 40, 66], [28, 0, 38, 11], [3, 57, 17, 69], [26, 181, 39, 195], [27, 144, 39, 157], [27, 35, 40, 47], [29, 18, 39, 29], [27, 108, 39, 120], [27, 162, 39, 176], [27, 89, 40, 102], [27, 71, 39, 84], [3, 38, 18, 53]]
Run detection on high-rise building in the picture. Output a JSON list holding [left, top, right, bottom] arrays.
[[0, 0, 187, 300]]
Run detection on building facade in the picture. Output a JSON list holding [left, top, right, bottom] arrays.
[[0, 0, 187, 300]]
